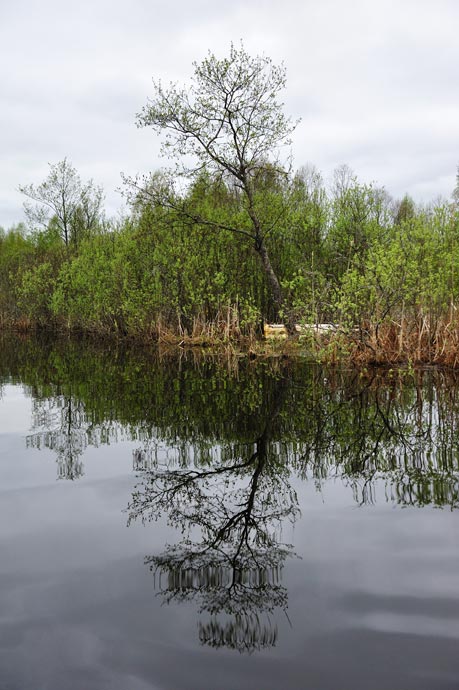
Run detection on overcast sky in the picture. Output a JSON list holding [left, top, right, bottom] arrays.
[[1, 0, 458, 228]]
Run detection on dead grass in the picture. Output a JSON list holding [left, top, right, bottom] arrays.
[[7, 307, 459, 368], [341, 315, 459, 368]]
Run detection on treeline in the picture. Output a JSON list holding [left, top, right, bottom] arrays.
[[2, 160, 459, 363]]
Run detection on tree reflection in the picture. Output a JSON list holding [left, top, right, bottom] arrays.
[[10, 332, 459, 508], [4, 334, 459, 651], [128, 367, 459, 651], [26, 391, 127, 480], [300, 371, 459, 509], [26, 394, 86, 480], [128, 380, 299, 653]]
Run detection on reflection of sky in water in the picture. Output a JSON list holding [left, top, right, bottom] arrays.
[[0, 384, 31, 434], [1, 410, 458, 690], [0, 386, 142, 491], [1, 346, 459, 688]]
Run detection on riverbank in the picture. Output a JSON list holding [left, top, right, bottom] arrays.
[[4, 314, 459, 368]]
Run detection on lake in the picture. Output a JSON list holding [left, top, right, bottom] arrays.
[[0, 333, 458, 690]]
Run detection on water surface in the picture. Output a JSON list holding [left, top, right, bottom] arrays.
[[0, 333, 458, 689]]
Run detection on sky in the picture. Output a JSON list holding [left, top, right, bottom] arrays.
[[1, 0, 458, 228]]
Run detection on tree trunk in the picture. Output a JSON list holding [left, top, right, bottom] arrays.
[[256, 240, 296, 336]]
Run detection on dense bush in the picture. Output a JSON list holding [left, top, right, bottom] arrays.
[[2, 166, 459, 361]]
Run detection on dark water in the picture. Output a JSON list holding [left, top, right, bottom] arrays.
[[1, 333, 459, 690]]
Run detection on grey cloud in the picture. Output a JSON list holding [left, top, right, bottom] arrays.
[[1, 0, 458, 227]]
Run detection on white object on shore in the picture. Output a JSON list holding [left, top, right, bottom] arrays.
[[263, 323, 338, 338]]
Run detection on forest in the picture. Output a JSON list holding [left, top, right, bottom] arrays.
[[2, 45, 459, 365], [2, 158, 459, 365]]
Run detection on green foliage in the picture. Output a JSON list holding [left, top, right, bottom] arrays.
[[3, 50, 459, 344], [0, 224, 35, 323], [394, 194, 416, 225], [3, 153, 459, 348], [52, 233, 125, 332], [127, 43, 301, 324], [17, 262, 56, 325]]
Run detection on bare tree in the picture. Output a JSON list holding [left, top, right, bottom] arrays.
[[124, 43, 299, 331], [19, 158, 104, 246]]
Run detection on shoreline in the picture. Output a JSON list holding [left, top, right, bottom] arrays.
[[3, 320, 459, 369]]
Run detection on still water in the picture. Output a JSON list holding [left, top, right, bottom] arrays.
[[0, 333, 459, 690]]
